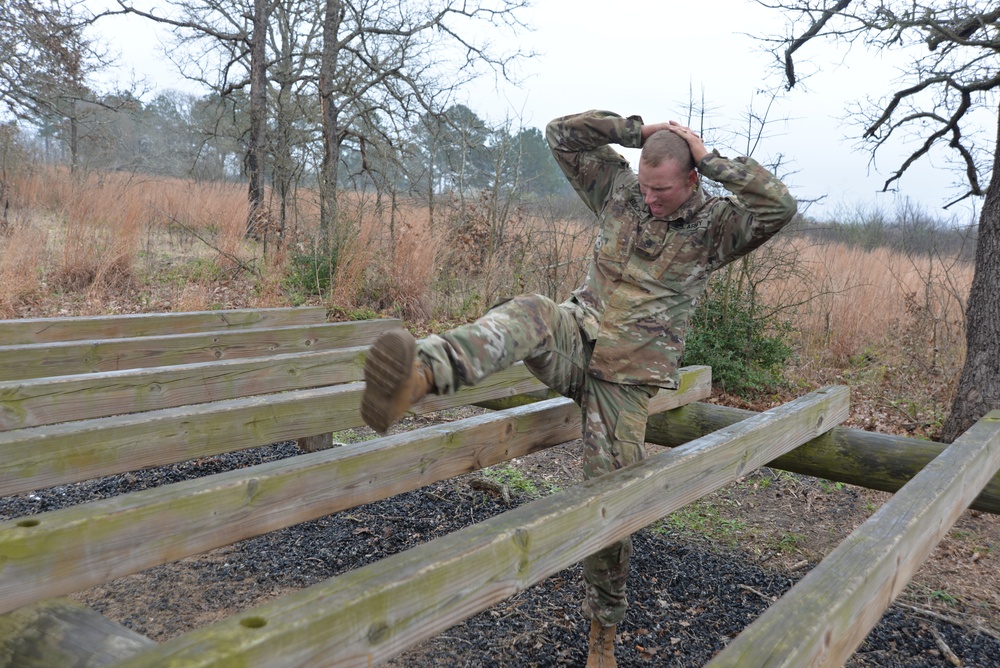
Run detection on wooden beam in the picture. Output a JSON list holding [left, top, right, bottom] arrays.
[[0, 319, 400, 381], [706, 409, 1000, 668], [0, 364, 547, 496], [645, 402, 1000, 515], [108, 386, 849, 668], [0, 368, 712, 613], [0, 347, 368, 430], [0, 598, 155, 667], [0, 307, 327, 345]]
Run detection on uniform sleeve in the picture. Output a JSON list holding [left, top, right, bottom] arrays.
[[696, 152, 798, 269], [545, 110, 644, 216]]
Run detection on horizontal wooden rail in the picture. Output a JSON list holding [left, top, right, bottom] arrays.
[[0, 364, 546, 496], [0, 597, 155, 667], [109, 385, 848, 667], [644, 402, 1000, 515], [0, 367, 711, 614], [0, 347, 368, 430], [707, 409, 1000, 668], [0, 307, 327, 346], [0, 319, 400, 381]]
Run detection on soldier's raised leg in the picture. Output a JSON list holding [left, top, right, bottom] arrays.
[[361, 294, 587, 433]]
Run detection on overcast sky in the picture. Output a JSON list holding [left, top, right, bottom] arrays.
[[93, 0, 989, 223]]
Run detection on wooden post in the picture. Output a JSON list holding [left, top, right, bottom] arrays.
[[0, 307, 328, 345], [0, 363, 548, 496], [706, 410, 1000, 668], [0, 320, 400, 381], [0, 368, 711, 614], [107, 386, 848, 668], [645, 401, 1000, 515], [0, 598, 154, 667]]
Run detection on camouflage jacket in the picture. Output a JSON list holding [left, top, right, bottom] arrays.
[[546, 110, 798, 389]]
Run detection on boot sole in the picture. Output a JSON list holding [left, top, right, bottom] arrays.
[[360, 329, 416, 433]]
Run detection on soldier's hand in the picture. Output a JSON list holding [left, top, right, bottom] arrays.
[[666, 121, 709, 163], [640, 122, 673, 144]]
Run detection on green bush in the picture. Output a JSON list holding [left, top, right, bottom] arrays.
[[286, 247, 339, 298], [684, 275, 793, 397]]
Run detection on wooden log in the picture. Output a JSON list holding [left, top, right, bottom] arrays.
[[706, 409, 1000, 668], [0, 368, 711, 613], [108, 385, 848, 668], [0, 364, 547, 496], [472, 363, 712, 415], [0, 597, 155, 667], [0, 347, 368, 430], [0, 306, 327, 345], [0, 319, 400, 381], [645, 402, 1000, 515]]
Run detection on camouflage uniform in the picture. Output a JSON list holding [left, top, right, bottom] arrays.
[[417, 110, 797, 626]]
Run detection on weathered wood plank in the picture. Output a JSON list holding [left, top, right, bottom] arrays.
[[0, 368, 709, 614], [0, 307, 327, 346], [645, 402, 1000, 515], [0, 347, 367, 430], [109, 386, 849, 668], [0, 364, 545, 496], [706, 409, 1000, 668], [0, 597, 155, 667], [473, 364, 712, 417], [0, 319, 400, 381], [0, 368, 712, 611]]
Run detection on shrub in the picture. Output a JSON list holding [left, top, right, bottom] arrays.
[[684, 273, 793, 397], [286, 246, 339, 298]]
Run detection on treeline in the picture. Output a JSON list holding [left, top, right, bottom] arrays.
[[10, 92, 573, 200], [1, 0, 590, 248], [797, 201, 978, 262]]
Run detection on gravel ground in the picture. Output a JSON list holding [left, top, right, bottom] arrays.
[[3, 440, 1000, 667]]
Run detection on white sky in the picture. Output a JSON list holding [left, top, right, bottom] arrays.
[[91, 0, 988, 223]]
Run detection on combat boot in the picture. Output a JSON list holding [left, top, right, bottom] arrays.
[[585, 620, 617, 668], [360, 329, 434, 434]]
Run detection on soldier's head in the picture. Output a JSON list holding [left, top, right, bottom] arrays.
[[638, 130, 698, 219]]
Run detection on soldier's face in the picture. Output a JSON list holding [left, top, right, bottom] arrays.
[[638, 159, 697, 219]]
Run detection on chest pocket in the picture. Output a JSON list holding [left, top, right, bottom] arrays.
[[640, 221, 711, 285]]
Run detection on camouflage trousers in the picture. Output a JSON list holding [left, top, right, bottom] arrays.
[[417, 293, 656, 627]]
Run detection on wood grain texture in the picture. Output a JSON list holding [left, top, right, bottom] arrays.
[[107, 386, 848, 668], [0, 307, 327, 345], [0, 597, 154, 667], [0, 364, 544, 496], [0, 319, 400, 381], [706, 410, 1000, 668], [646, 402, 1000, 515], [0, 347, 368, 430], [0, 368, 712, 613]]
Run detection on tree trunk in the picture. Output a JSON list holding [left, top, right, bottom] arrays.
[[941, 104, 1000, 443], [245, 0, 269, 239], [318, 0, 342, 254]]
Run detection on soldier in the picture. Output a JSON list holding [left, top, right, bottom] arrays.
[[360, 109, 798, 667]]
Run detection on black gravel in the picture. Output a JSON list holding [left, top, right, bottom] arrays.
[[3, 442, 999, 667]]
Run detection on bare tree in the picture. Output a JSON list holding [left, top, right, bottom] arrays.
[[315, 0, 530, 253], [758, 0, 1000, 441], [1, 0, 108, 171], [113, 0, 274, 237]]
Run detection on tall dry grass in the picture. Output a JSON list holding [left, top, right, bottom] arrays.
[[760, 236, 972, 366], [1, 167, 256, 313], [0, 224, 46, 317], [0, 166, 975, 391]]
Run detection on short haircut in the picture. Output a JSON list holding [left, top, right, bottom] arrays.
[[641, 129, 696, 172]]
